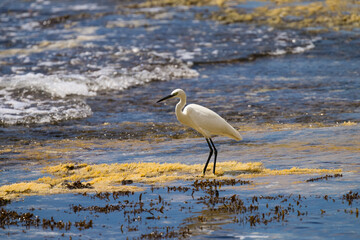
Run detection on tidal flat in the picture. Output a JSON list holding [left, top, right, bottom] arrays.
[[1, 0, 360, 239]]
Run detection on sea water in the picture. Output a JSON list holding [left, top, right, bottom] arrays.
[[0, 0, 359, 239]]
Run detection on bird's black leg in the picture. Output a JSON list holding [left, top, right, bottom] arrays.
[[209, 138, 217, 174], [203, 138, 213, 175]]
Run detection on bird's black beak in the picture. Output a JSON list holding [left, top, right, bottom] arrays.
[[156, 93, 177, 103]]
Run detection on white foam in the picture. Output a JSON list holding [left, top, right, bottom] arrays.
[[1, 61, 199, 97], [0, 96, 92, 126], [48, 3, 107, 13], [38, 61, 66, 67], [88, 64, 199, 92], [21, 21, 40, 30], [291, 42, 315, 53], [270, 42, 315, 56], [234, 234, 269, 239], [0, 73, 95, 125], [176, 49, 196, 60], [0, 73, 95, 98], [269, 49, 287, 56], [0, 55, 199, 125]]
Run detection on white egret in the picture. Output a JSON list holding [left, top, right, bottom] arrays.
[[157, 89, 242, 175]]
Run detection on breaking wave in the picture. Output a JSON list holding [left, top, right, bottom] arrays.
[[0, 58, 199, 126]]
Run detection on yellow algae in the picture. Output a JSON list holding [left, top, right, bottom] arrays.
[[341, 121, 357, 127], [0, 182, 51, 199], [130, 0, 230, 8], [243, 1, 360, 31], [0, 34, 103, 58], [0, 161, 342, 199], [0, 148, 12, 154], [37, 176, 63, 186], [45, 163, 89, 175], [6, 138, 155, 164], [136, 0, 360, 31], [262, 167, 342, 176], [237, 122, 331, 133], [265, 141, 360, 153], [0, 180, 142, 200], [235, 167, 342, 179]]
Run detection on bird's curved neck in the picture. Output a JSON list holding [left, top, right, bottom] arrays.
[[175, 95, 186, 118]]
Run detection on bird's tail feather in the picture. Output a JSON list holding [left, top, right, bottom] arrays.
[[225, 125, 242, 141]]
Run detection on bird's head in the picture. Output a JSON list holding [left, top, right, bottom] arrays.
[[157, 89, 185, 103]]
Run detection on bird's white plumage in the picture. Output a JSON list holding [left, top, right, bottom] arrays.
[[182, 104, 242, 140], [170, 89, 242, 141]]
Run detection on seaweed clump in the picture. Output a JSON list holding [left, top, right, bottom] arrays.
[[306, 174, 343, 182], [0, 208, 92, 231], [0, 198, 10, 207], [343, 191, 360, 205], [193, 178, 252, 189], [63, 180, 94, 190]]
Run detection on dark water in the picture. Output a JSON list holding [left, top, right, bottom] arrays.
[[0, 0, 360, 239]]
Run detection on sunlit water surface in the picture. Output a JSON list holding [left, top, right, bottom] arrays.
[[0, 0, 359, 239]]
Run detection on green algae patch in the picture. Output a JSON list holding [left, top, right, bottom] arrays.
[[0, 161, 342, 200]]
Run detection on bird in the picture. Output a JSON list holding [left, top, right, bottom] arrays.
[[157, 89, 242, 175]]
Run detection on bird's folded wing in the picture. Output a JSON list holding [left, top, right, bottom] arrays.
[[184, 104, 242, 140]]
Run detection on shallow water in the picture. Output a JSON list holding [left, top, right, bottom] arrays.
[[1, 0, 360, 239]]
